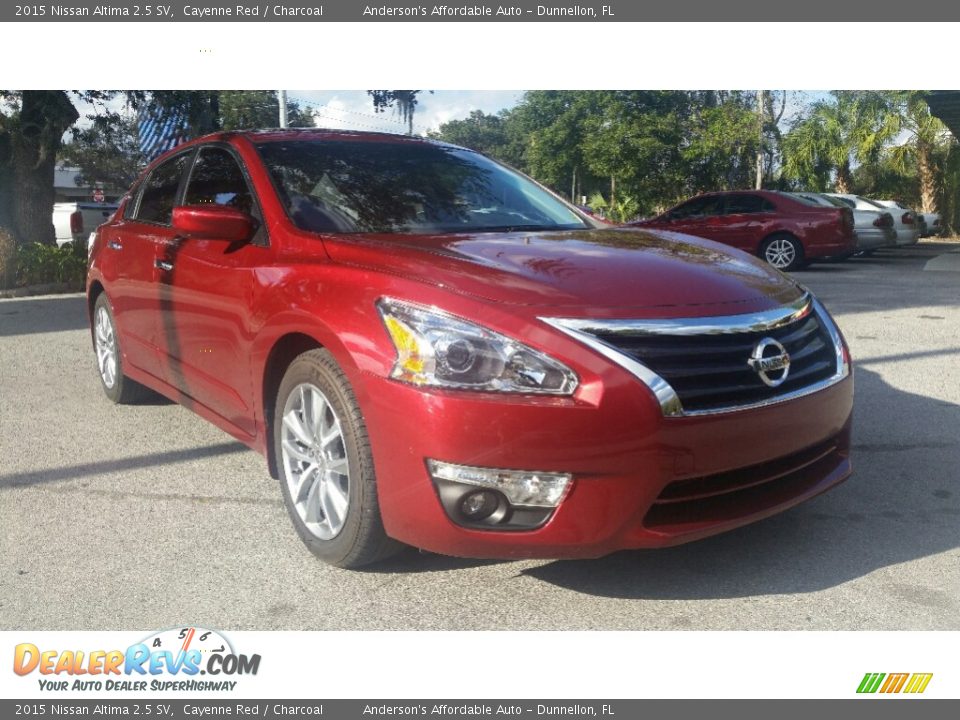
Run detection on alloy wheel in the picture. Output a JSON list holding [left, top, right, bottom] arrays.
[[94, 306, 118, 389], [765, 238, 797, 269], [280, 382, 351, 540]]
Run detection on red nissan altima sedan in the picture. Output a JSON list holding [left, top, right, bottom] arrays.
[[630, 190, 857, 272], [87, 130, 853, 568]]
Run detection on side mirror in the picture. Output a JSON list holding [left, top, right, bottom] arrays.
[[172, 205, 255, 242]]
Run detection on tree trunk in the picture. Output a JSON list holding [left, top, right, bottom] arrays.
[[610, 176, 616, 210], [835, 162, 853, 194], [917, 142, 938, 214], [755, 90, 764, 190], [0, 91, 79, 247]]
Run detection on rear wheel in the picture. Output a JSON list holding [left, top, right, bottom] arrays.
[[92, 293, 152, 404], [761, 233, 805, 272], [273, 349, 401, 568]]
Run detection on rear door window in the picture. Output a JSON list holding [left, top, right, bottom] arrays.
[[724, 194, 773, 214], [670, 196, 724, 219]]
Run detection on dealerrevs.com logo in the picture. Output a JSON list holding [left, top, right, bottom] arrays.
[[13, 627, 261, 692], [857, 673, 933, 695]]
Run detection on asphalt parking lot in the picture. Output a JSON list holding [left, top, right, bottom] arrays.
[[2, 240, 959, 631]]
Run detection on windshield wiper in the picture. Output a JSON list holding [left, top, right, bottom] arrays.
[[480, 224, 582, 233]]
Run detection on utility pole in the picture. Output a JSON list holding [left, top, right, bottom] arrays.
[[278, 90, 288, 129], [755, 90, 764, 190]]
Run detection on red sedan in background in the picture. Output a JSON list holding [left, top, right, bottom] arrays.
[[631, 190, 856, 271], [87, 131, 853, 568]]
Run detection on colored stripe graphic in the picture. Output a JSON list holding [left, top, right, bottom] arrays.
[[857, 672, 932, 694], [880, 673, 909, 693], [857, 673, 885, 693], [903, 674, 933, 694]]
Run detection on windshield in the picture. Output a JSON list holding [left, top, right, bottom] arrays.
[[255, 139, 588, 235]]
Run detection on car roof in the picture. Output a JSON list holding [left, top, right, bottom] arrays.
[[698, 189, 780, 197], [192, 127, 458, 148]]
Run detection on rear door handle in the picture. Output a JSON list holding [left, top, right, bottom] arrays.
[[155, 260, 174, 272]]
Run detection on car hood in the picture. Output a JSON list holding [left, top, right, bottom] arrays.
[[322, 227, 804, 317]]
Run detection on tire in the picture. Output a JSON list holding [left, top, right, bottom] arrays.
[[92, 293, 153, 404], [273, 349, 401, 568], [761, 233, 805, 272]]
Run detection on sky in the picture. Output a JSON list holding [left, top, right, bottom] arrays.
[[289, 90, 526, 134]]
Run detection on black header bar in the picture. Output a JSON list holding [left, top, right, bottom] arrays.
[[4, 0, 955, 21]]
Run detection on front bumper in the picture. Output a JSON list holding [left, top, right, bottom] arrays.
[[355, 362, 854, 560]]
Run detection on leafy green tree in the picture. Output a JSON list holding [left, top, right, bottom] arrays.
[[781, 91, 897, 192], [679, 92, 760, 195], [429, 110, 509, 156], [581, 92, 676, 208], [509, 91, 601, 203], [61, 113, 145, 192]]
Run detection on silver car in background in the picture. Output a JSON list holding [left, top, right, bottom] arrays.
[[792, 192, 896, 254], [918, 212, 943, 237], [874, 199, 941, 238], [828, 194, 920, 247]]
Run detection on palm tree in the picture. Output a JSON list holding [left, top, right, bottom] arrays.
[[782, 91, 898, 193], [886, 92, 952, 214]]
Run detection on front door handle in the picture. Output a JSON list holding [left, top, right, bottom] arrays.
[[107, 240, 122, 251], [155, 259, 174, 272]]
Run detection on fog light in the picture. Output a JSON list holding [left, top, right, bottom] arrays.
[[427, 460, 572, 508], [460, 490, 499, 520]]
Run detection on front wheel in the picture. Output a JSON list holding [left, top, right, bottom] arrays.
[[92, 293, 152, 404], [761, 234, 805, 272], [273, 349, 401, 568]]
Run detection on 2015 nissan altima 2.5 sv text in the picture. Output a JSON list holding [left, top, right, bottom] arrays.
[[86, 129, 853, 568]]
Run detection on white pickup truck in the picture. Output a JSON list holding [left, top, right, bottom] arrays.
[[53, 201, 119, 248]]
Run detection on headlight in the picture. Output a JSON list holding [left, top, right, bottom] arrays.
[[377, 298, 578, 395]]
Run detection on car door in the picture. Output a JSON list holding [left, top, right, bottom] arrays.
[[667, 196, 726, 241], [657, 197, 712, 235], [713, 193, 774, 251], [100, 151, 193, 382], [155, 144, 271, 437]]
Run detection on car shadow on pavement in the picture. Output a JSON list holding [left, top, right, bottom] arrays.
[[0, 295, 89, 337], [361, 550, 505, 573], [519, 364, 960, 600], [0, 442, 249, 489]]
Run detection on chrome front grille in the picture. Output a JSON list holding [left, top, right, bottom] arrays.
[[590, 311, 835, 412], [542, 294, 849, 417]]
